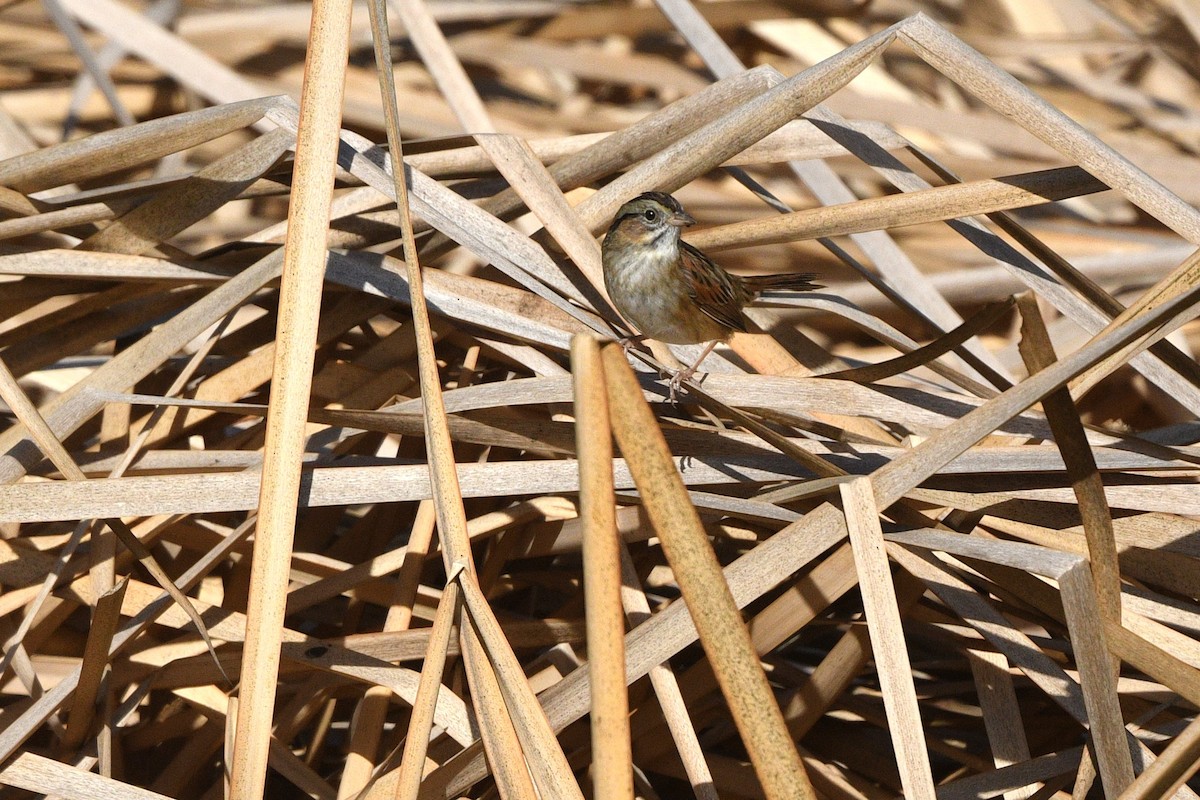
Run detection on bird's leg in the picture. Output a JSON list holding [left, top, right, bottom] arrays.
[[668, 339, 718, 402]]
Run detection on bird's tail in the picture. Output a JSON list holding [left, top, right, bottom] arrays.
[[742, 272, 822, 297]]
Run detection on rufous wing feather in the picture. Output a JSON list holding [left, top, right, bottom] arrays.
[[678, 241, 748, 332]]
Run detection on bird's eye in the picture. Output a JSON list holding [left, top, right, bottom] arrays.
[[643, 208, 657, 222]]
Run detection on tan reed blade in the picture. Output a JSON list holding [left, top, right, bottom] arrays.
[[227, 2, 355, 796]]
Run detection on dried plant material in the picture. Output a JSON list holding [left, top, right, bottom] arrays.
[[1, 1, 1200, 799], [603, 343, 816, 800], [839, 477, 935, 799], [687, 166, 1111, 251], [1119, 718, 1200, 800], [572, 336, 631, 800]]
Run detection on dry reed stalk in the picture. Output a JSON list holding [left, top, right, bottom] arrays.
[[687, 166, 1111, 251], [602, 343, 816, 800], [839, 477, 936, 800], [617, 541, 718, 800], [228, 2, 354, 796], [572, 335, 632, 800]]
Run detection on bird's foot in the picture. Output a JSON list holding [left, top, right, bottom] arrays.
[[667, 365, 700, 404]]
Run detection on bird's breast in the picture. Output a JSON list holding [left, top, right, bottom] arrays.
[[603, 245, 728, 344]]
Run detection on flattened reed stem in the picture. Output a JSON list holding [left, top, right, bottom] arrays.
[[229, 2, 353, 796], [572, 335, 632, 800], [601, 343, 815, 800]]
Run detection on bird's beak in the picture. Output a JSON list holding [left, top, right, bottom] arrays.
[[667, 210, 696, 228]]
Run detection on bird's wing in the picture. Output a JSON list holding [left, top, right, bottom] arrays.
[[678, 241, 748, 333]]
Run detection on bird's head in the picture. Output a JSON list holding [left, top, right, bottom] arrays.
[[603, 192, 696, 250]]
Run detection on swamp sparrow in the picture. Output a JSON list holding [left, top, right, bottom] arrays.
[[602, 191, 821, 394]]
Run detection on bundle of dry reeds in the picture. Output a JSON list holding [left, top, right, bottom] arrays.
[[2, 1, 1200, 798]]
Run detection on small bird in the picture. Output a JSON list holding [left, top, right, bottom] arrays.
[[602, 191, 821, 394]]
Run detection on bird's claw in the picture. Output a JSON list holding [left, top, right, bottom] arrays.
[[667, 374, 684, 404], [666, 366, 698, 404]]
